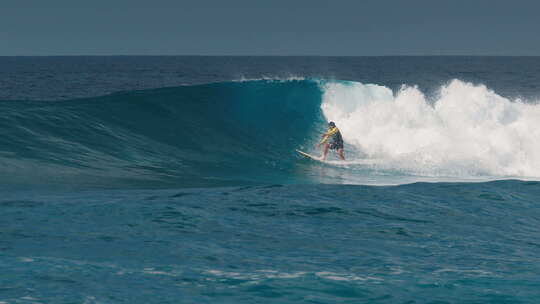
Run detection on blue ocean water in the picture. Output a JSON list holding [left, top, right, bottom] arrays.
[[1, 56, 540, 303]]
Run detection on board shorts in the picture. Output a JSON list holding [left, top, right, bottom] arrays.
[[329, 140, 343, 150]]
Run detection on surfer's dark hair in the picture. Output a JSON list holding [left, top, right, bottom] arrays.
[[328, 121, 336, 127]]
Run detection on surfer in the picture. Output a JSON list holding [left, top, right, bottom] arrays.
[[317, 121, 345, 160]]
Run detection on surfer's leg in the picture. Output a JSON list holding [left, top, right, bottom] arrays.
[[337, 148, 345, 160], [322, 143, 330, 160]]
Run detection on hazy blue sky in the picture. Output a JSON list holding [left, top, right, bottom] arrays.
[[1, 0, 539, 56]]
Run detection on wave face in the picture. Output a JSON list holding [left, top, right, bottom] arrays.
[[0, 80, 324, 189], [1, 78, 540, 189]]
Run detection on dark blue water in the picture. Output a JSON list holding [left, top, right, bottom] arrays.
[[1, 56, 540, 303]]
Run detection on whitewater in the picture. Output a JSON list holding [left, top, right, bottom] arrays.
[[2, 56, 540, 304], [321, 79, 540, 178]]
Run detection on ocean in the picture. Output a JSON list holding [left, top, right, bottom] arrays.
[[1, 56, 540, 303]]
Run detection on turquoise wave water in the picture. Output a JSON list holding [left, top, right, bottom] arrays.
[[4, 78, 540, 189], [0, 80, 329, 189]]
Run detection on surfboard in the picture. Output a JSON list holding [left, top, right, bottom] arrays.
[[295, 149, 322, 161]]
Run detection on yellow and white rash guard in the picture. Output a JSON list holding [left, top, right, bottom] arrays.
[[320, 126, 340, 144]]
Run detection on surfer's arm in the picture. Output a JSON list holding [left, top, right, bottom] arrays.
[[319, 128, 338, 145], [319, 134, 330, 145]]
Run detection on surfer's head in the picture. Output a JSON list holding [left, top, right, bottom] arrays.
[[328, 121, 336, 127]]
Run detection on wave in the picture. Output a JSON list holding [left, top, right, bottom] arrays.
[[0, 78, 538, 189], [0, 80, 324, 189]]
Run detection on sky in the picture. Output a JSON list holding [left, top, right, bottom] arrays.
[[1, 0, 539, 56]]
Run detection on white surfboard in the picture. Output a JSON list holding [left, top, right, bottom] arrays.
[[295, 149, 323, 161]]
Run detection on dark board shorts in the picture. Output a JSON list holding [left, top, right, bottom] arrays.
[[329, 141, 344, 150]]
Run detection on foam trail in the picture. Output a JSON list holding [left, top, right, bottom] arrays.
[[321, 79, 540, 178]]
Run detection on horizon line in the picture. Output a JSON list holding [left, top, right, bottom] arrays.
[[2, 54, 540, 58]]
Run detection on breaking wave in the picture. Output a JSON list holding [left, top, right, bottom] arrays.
[[0, 78, 538, 189]]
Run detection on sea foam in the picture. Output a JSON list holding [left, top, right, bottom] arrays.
[[321, 79, 540, 178]]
